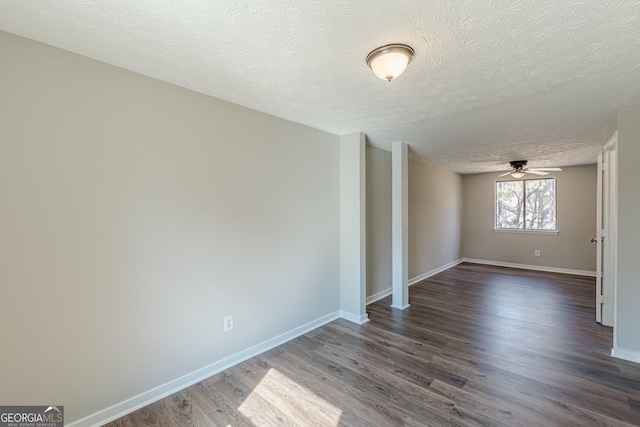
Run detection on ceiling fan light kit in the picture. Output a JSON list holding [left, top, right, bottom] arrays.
[[498, 160, 562, 179], [366, 44, 414, 82]]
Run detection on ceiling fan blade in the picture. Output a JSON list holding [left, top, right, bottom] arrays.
[[530, 167, 562, 172], [498, 171, 513, 177], [526, 170, 549, 176]]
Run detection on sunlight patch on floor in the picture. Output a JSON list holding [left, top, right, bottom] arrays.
[[238, 368, 342, 426]]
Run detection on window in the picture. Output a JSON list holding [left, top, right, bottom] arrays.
[[495, 178, 557, 231]]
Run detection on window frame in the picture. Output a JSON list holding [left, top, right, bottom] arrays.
[[493, 177, 558, 233]]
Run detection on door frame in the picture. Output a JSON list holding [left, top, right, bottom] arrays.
[[597, 132, 618, 328], [596, 151, 603, 323]]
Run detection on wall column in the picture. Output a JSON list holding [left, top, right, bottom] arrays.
[[612, 104, 640, 363], [392, 141, 409, 309], [339, 132, 368, 324]]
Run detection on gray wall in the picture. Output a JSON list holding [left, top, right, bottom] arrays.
[[366, 146, 392, 299], [0, 31, 340, 424], [408, 158, 464, 279], [613, 104, 640, 354], [462, 165, 597, 272], [365, 149, 464, 300]]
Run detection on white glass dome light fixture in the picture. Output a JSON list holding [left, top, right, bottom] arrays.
[[366, 44, 415, 82]]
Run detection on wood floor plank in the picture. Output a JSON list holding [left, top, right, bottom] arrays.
[[189, 378, 256, 427], [212, 370, 295, 426], [314, 339, 486, 427], [230, 357, 343, 426], [274, 337, 415, 425], [106, 263, 640, 426], [429, 379, 536, 427], [266, 346, 413, 426]]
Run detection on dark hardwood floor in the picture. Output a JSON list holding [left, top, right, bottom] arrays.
[[107, 263, 640, 426]]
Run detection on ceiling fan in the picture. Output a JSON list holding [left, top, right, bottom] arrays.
[[498, 160, 562, 178]]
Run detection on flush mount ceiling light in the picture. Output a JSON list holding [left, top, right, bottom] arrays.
[[366, 44, 414, 82]]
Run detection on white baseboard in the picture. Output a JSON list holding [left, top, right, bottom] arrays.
[[366, 288, 392, 305], [408, 258, 464, 286], [339, 310, 369, 324], [462, 258, 596, 277], [365, 258, 464, 306], [611, 347, 640, 364], [68, 310, 340, 427]]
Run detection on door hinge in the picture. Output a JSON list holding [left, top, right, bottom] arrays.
[[602, 162, 609, 172], [598, 295, 604, 304]]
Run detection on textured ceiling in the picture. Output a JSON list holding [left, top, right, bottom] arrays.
[[1, 0, 640, 173]]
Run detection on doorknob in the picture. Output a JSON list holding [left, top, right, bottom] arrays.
[[590, 238, 598, 243]]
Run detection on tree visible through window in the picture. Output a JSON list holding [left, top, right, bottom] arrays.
[[495, 178, 557, 230]]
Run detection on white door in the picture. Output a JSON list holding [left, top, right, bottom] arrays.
[[596, 133, 617, 326]]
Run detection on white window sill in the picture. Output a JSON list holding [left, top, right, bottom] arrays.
[[494, 229, 559, 235]]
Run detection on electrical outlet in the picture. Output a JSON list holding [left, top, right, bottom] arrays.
[[223, 315, 233, 332], [534, 250, 541, 257]]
